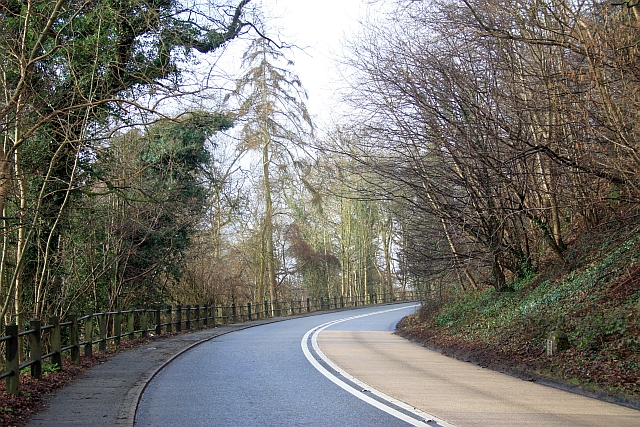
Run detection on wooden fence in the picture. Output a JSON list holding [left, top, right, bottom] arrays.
[[0, 291, 425, 394]]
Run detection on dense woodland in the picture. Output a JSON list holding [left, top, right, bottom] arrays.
[[0, 0, 639, 335]]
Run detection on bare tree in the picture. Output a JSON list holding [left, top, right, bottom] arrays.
[[228, 36, 313, 305]]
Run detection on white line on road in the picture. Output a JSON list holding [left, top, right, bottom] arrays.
[[301, 305, 457, 427]]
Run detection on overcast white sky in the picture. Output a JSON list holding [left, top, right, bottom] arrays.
[[257, 0, 371, 128]]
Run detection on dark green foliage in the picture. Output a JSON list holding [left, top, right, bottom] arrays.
[[63, 112, 234, 311], [0, 0, 249, 320]]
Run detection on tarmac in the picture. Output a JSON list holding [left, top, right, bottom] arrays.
[[25, 318, 289, 427], [24, 310, 640, 427]]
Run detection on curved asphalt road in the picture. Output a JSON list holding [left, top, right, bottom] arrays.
[[135, 303, 421, 427], [136, 303, 640, 427]]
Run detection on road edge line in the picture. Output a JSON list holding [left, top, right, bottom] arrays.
[[301, 306, 457, 427]]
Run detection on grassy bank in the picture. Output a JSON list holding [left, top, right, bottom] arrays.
[[397, 218, 640, 406]]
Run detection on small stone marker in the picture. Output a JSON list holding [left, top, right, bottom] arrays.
[[546, 330, 569, 356]]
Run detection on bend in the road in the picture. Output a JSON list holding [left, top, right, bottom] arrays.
[[301, 305, 455, 427]]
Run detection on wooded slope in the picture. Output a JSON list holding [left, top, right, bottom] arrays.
[[397, 212, 640, 405]]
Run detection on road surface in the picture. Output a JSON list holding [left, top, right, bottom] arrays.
[[135, 304, 427, 426], [135, 303, 639, 426]]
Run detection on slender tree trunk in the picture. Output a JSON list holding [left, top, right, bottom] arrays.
[[381, 218, 394, 295], [262, 130, 277, 308], [0, 155, 9, 226]]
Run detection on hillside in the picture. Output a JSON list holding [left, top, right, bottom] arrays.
[[396, 214, 640, 408]]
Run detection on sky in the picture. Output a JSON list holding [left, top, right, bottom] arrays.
[[257, 0, 372, 128]]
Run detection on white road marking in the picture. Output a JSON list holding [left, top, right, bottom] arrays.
[[301, 305, 457, 427]]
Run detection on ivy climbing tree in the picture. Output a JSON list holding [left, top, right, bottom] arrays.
[[0, 0, 253, 325]]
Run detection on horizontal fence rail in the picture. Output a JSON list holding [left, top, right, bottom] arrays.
[[0, 291, 426, 394]]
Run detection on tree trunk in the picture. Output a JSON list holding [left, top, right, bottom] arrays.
[[262, 129, 277, 309]]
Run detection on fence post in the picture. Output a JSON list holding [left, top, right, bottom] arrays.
[[5, 324, 19, 394], [246, 302, 252, 321], [84, 314, 93, 357], [176, 305, 182, 332], [98, 313, 107, 351], [114, 311, 122, 346], [127, 312, 135, 340], [155, 309, 162, 335], [264, 301, 269, 318], [185, 305, 191, 330], [141, 310, 148, 338], [231, 303, 236, 322], [49, 316, 62, 367], [69, 315, 80, 364], [212, 305, 217, 326], [306, 298, 311, 313], [166, 307, 173, 333], [203, 304, 209, 326], [340, 295, 344, 308], [29, 319, 42, 379]]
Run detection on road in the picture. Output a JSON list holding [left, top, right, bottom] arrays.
[[135, 303, 639, 427], [135, 303, 425, 426]]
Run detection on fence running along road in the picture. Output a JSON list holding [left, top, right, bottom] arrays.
[[0, 291, 426, 394]]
